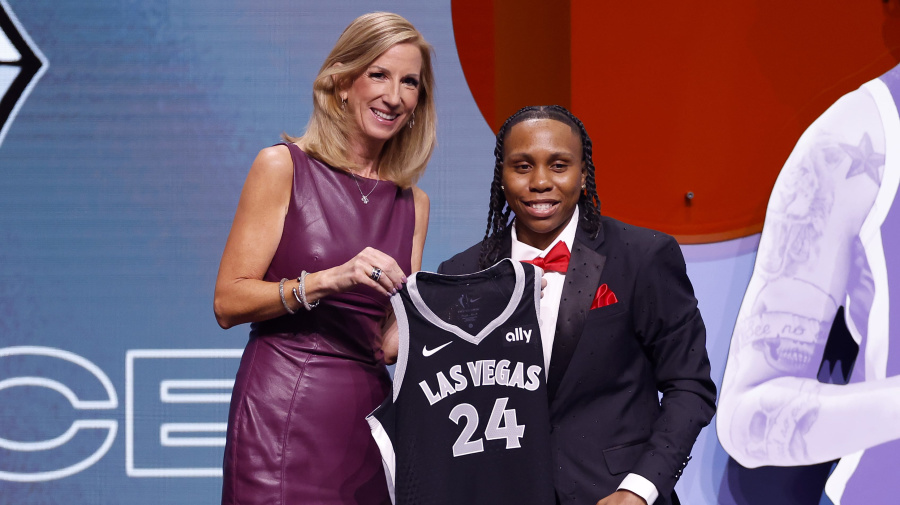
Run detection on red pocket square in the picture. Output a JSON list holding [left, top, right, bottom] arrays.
[[591, 283, 618, 310]]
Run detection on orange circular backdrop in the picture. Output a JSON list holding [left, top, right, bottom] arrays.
[[452, 1, 900, 243]]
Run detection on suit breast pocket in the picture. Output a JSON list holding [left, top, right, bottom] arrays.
[[585, 301, 628, 321], [580, 302, 635, 357]]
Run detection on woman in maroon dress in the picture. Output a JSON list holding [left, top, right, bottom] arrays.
[[213, 12, 435, 504]]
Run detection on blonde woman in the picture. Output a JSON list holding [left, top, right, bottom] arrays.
[[214, 12, 435, 504]]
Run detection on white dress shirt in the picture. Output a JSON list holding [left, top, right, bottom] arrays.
[[509, 207, 659, 505], [510, 206, 580, 376]]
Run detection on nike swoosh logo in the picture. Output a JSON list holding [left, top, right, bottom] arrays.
[[422, 341, 452, 357]]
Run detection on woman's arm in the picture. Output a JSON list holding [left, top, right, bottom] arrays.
[[214, 145, 295, 329], [214, 145, 413, 330], [410, 186, 430, 273], [383, 186, 430, 364], [717, 86, 900, 467]]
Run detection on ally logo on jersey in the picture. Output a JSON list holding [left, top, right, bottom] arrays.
[[423, 324, 537, 358], [502, 324, 537, 347]]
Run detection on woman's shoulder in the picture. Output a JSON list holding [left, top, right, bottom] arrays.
[[411, 185, 430, 205], [256, 143, 294, 165], [247, 144, 295, 183], [410, 186, 430, 228]]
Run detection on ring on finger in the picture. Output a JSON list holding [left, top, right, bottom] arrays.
[[370, 267, 383, 282]]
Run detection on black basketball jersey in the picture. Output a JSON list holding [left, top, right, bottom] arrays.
[[367, 259, 555, 505]]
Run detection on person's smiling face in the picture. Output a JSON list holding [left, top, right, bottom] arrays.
[[502, 118, 586, 250], [343, 42, 422, 149]]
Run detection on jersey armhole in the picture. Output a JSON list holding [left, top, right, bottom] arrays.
[[390, 294, 412, 402]]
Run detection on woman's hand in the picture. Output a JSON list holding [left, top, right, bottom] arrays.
[[306, 247, 407, 300]]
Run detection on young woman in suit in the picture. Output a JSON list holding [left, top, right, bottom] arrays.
[[438, 105, 717, 505]]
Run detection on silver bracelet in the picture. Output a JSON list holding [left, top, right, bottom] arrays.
[[279, 278, 296, 315], [298, 270, 320, 310]]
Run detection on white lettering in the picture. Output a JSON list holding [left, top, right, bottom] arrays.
[[504, 327, 532, 343], [495, 360, 510, 386], [524, 365, 542, 391], [419, 379, 443, 406], [0, 347, 118, 482], [0, 347, 245, 481], [507, 361, 525, 388], [482, 360, 496, 386], [420, 360, 544, 405], [467, 361, 483, 386], [437, 371, 457, 399], [449, 365, 468, 392]]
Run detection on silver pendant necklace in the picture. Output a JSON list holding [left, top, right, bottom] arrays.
[[350, 172, 379, 204]]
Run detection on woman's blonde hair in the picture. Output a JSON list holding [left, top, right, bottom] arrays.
[[285, 12, 436, 189]]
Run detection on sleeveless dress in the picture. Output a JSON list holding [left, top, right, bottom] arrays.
[[221, 143, 415, 505]]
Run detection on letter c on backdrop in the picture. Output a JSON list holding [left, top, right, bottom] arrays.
[[0, 346, 118, 482]]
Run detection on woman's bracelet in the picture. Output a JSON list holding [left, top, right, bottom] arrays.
[[279, 278, 296, 315], [297, 270, 320, 311]]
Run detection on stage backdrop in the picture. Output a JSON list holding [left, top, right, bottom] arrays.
[[0, 0, 897, 503]]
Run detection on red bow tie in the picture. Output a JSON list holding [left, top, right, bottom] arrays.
[[522, 241, 571, 273]]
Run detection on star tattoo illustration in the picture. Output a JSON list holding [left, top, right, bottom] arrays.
[[841, 132, 884, 184]]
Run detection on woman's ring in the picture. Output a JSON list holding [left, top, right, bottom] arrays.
[[370, 267, 383, 282]]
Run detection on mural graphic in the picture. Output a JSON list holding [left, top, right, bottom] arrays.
[[451, 0, 900, 243], [0, 0, 46, 147], [718, 64, 900, 504]]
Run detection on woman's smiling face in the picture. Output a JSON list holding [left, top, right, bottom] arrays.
[[343, 42, 422, 148], [502, 118, 586, 250]]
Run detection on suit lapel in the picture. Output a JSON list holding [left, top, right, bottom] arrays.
[[546, 225, 606, 403], [496, 220, 606, 402]]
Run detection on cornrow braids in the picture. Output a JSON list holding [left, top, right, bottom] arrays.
[[479, 108, 527, 268], [549, 105, 602, 238], [478, 105, 602, 269]]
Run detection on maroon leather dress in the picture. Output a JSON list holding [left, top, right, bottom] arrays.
[[222, 143, 414, 505]]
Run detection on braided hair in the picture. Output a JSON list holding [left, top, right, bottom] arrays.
[[478, 105, 602, 268]]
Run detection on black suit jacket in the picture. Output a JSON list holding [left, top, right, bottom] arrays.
[[438, 215, 717, 505]]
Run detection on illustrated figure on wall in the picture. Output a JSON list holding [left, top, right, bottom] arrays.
[[718, 62, 900, 504]]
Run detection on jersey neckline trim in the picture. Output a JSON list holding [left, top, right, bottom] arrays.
[[406, 259, 525, 345]]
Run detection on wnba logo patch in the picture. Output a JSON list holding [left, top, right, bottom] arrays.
[[0, 0, 47, 147]]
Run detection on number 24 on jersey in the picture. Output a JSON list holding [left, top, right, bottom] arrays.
[[449, 397, 525, 457]]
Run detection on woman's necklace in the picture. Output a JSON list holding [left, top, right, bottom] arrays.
[[349, 171, 379, 204]]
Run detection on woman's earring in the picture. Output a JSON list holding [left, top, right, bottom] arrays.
[[500, 185, 505, 190], [408, 111, 415, 129], [341, 97, 347, 111], [582, 184, 586, 190]]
